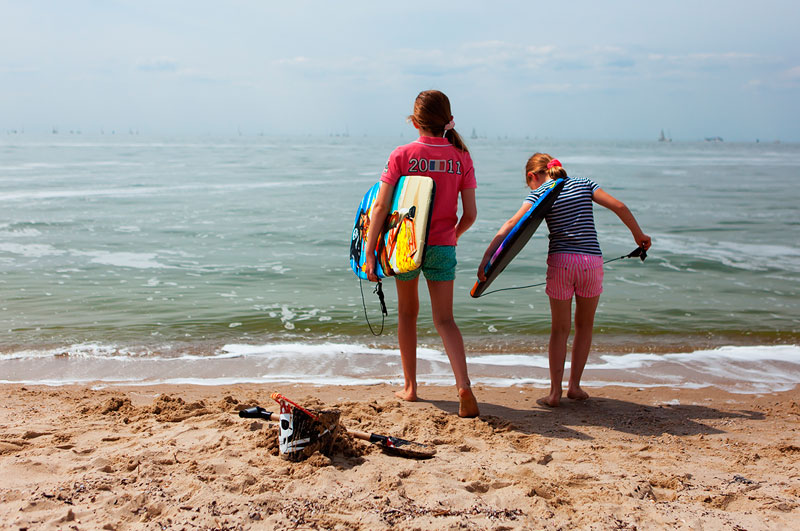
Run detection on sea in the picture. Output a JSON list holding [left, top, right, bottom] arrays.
[[1, 134, 798, 393]]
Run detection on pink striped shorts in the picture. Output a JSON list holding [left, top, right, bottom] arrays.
[[545, 253, 604, 300]]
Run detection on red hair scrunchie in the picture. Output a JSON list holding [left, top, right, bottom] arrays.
[[546, 159, 562, 169]]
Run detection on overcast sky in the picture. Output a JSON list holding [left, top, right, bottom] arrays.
[[2, 1, 799, 141]]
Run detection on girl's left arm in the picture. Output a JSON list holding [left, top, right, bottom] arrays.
[[456, 188, 477, 240], [477, 201, 531, 281], [364, 182, 395, 282], [593, 188, 651, 250]]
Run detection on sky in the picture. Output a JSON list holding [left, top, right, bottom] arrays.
[[1, 1, 799, 141]]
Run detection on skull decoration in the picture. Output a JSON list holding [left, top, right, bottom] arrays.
[[277, 399, 312, 456], [278, 410, 294, 454], [272, 393, 341, 462]]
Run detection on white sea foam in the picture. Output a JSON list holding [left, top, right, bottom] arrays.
[[599, 345, 800, 367], [0, 342, 154, 361], [73, 251, 171, 269], [0, 243, 65, 258], [219, 342, 448, 364], [3, 343, 797, 367], [0, 228, 42, 238], [1, 343, 797, 392], [469, 353, 550, 368]]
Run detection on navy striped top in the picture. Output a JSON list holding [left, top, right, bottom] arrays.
[[525, 177, 602, 256]]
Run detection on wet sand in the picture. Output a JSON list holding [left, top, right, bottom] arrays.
[[1, 383, 798, 530]]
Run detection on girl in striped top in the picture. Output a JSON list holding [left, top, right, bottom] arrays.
[[477, 153, 651, 407]]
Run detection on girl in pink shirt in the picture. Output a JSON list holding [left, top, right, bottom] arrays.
[[365, 90, 479, 418]]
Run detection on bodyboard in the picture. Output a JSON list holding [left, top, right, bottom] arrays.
[[350, 175, 435, 279], [471, 178, 566, 297]]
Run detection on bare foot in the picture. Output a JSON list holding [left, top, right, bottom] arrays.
[[458, 387, 479, 418], [567, 386, 589, 401], [395, 388, 418, 402], [537, 391, 561, 408]]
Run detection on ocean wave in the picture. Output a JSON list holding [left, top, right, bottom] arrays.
[[648, 234, 800, 273], [1, 343, 797, 393], [218, 342, 449, 364], [0, 242, 65, 258], [81, 251, 171, 269], [3, 342, 797, 364]]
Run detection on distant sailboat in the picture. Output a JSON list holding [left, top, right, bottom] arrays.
[[471, 128, 478, 140], [658, 129, 671, 142]]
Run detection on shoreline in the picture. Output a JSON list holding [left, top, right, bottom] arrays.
[[2, 343, 798, 395], [3, 330, 799, 354], [1, 382, 798, 529]]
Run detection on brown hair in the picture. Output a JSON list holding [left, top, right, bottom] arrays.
[[525, 152, 567, 185], [408, 90, 469, 153]]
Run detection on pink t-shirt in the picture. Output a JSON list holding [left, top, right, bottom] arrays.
[[380, 136, 476, 246]]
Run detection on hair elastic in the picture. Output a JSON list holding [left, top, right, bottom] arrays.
[[443, 119, 455, 137], [546, 159, 562, 169]]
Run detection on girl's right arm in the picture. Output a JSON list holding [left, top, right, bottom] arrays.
[[592, 188, 651, 251], [477, 201, 531, 282], [364, 182, 395, 282]]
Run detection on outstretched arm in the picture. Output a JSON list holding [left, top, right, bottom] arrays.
[[477, 201, 531, 282], [592, 188, 651, 250]]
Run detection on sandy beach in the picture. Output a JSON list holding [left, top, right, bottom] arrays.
[[0, 382, 798, 530]]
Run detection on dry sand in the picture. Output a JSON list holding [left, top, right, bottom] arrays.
[[1, 383, 798, 530]]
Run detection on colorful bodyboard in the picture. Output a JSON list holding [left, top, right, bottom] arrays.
[[471, 178, 566, 297], [350, 175, 435, 280]]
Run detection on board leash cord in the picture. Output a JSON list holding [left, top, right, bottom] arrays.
[[359, 277, 387, 335], [477, 246, 648, 297]]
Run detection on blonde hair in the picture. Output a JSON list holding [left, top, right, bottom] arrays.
[[525, 152, 567, 185]]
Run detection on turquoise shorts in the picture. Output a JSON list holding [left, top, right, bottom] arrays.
[[396, 245, 457, 282]]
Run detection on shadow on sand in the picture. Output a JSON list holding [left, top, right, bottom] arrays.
[[427, 396, 764, 440]]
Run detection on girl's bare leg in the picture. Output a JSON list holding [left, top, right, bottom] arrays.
[[539, 296, 572, 407], [427, 279, 479, 417], [395, 276, 420, 401], [567, 295, 599, 400]]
